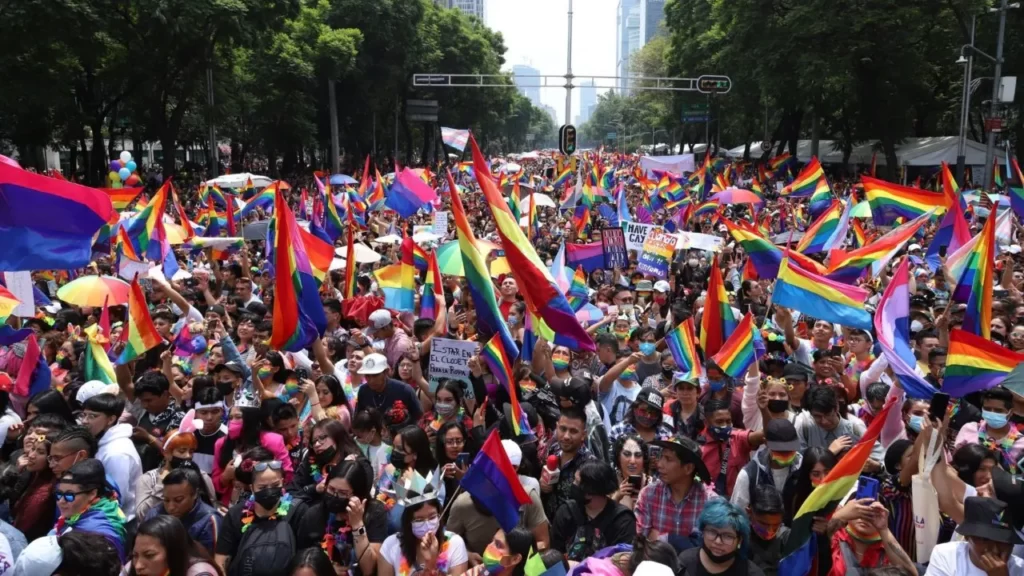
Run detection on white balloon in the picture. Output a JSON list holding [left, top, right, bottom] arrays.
[[119, 150, 132, 163]]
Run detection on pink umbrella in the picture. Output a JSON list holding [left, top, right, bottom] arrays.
[[710, 187, 763, 205]]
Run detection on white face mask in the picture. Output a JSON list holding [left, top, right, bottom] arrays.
[[910, 320, 924, 333], [372, 340, 386, 351], [687, 259, 699, 267]]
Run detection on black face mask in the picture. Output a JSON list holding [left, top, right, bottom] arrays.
[[701, 544, 738, 564], [315, 445, 337, 465], [661, 367, 674, 379], [569, 484, 590, 508], [325, 495, 349, 514], [390, 449, 408, 468], [59, 357, 73, 370], [767, 399, 790, 414], [216, 381, 235, 397], [169, 456, 191, 469], [253, 486, 283, 510]]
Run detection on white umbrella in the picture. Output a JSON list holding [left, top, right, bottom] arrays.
[[412, 231, 442, 243], [498, 162, 522, 174], [526, 193, 556, 208], [329, 257, 347, 271], [205, 172, 274, 189], [334, 243, 381, 263], [371, 234, 402, 245]]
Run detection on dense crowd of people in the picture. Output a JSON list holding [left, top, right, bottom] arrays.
[[0, 146, 1022, 576]]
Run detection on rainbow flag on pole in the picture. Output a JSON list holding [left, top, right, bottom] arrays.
[[373, 235, 416, 312], [862, 175, 949, 225], [103, 187, 144, 211], [944, 329, 1024, 397], [807, 177, 834, 219], [124, 180, 171, 261], [826, 210, 932, 283], [420, 250, 447, 330], [774, 255, 872, 330], [795, 200, 843, 255], [480, 333, 530, 437], [700, 255, 737, 357], [116, 277, 163, 364], [781, 157, 824, 197], [951, 202, 996, 339], [710, 313, 758, 378], [665, 318, 703, 378], [470, 135, 595, 353]]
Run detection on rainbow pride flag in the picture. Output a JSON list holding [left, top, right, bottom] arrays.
[[565, 265, 588, 312], [84, 325, 117, 384], [781, 157, 824, 197], [103, 187, 143, 211], [374, 235, 416, 312], [1010, 158, 1024, 220], [951, 202, 996, 339], [297, 226, 335, 286], [826, 211, 931, 283], [200, 182, 226, 208], [851, 219, 868, 248], [116, 276, 163, 364], [447, 168, 519, 352], [700, 255, 737, 357], [710, 313, 758, 378], [240, 181, 283, 217], [123, 180, 170, 261], [722, 219, 828, 280], [0, 285, 21, 318], [862, 175, 949, 225], [269, 184, 327, 351], [665, 318, 702, 377], [945, 329, 1024, 397], [551, 166, 572, 190], [795, 200, 843, 255], [471, 135, 595, 352], [481, 332, 530, 437], [775, 255, 872, 329], [343, 211, 357, 299], [420, 250, 446, 329], [807, 176, 834, 220], [241, 177, 256, 200]]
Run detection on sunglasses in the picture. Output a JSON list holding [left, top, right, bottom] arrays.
[[253, 460, 283, 473], [54, 490, 90, 503]]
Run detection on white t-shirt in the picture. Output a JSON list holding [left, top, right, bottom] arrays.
[[379, 531, 468, 574], [0, 533, 13, 576], [926, 541, 1024, 575]]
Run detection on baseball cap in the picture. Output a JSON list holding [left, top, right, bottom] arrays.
[[357, 353, 389, 375], [76, 380, 110, 405], [635, 280, 653, 292], [672, 372, 701, 388], [653, 280, 671, 293], [765, 419, 800, 452], [369, 309, 393, 329], [651, 435, 710, 483], [213, 361, 246, 376], [12, 535, 62, 576], [783, 362, 812, 381], [636, 388, 665, 412], [501, 439, 522, 467], [908, 243, 922, 252]]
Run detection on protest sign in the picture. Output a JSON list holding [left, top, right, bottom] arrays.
[[636, 229, 677, 279], [674, 232, 725, 252], [2, 272, 34, 317], [601, 227, 628, 269], [624, 222, 657, 252], [429, 337, 477, 382], [432, 211, 449, 237]]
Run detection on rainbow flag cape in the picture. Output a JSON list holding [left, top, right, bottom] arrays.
[[565, 265, 588, 312], [470, 135, 595, 352], [447, 168, 519, 353], [779, 398, 897, 576], [123, 180, 171, 262], [781, 157, 824, 197], [795, 200, 843, 255], [116, 276, 163, 364], [826, 210, 931, 283], [420, 250, 447, 329], [951, 202, 996, 339], [710, 313, 758, 378], [269, 185, 328, 351], [775, 254, 872, 330], [862, 175, 949, 225], [665, 318, 702, 377], [945, 329, 1024, 397], [342, 210, 357, 299], [103, 187, 144, 211], [700, 255, 737, 357], [373, 235, 416, 312]]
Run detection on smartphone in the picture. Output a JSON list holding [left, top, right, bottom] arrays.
[[854, 476, 879, 501], [295, 368, 309, 380], [830, 345, 843, 357], [628, 475, 642, 491], [456, 452, 470, 468], [929, 392, 951, 423]]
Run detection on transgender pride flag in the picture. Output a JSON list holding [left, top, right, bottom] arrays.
[[441, 127, 470, 152]]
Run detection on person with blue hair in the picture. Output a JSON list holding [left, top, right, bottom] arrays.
[[677, 499, 766, 576]]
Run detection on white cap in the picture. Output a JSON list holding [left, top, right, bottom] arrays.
[[1010, 245, 1022, 255], [368, 309, 393, 329], [501, 439, 522, 466], [357, 353, 389, 375], [76, 380, 109, 404], [634, 561, 675, 576], [653, 280, 670, 293], [12, 535, 62, 576], [908, 243, 922, 252]]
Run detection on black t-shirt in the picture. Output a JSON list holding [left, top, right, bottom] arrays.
[[215, 496, 305, 559], [295, 498, 388, 572], [550, 499, 636, 561], [678, 548, 766, 576], [355, 379, 422, 432]]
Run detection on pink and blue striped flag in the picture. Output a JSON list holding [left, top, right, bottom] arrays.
[[874, 257, 938, 398], [565, 241, 604, 273]]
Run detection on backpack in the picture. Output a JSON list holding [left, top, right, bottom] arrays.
[[228, 519, 295, 576]]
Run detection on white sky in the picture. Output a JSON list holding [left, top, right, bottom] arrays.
[[487, 0, 618, 124]]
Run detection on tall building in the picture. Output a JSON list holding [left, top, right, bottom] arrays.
[[512, 64, 542, 108], [578, 80, 597, 125], [541, 104, 560, 126], [442, 0, 485, 21], [616, 0, 664, 94]]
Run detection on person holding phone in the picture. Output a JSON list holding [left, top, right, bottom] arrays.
[[611, 434, 649, 509], [433, 421, 471, 498]]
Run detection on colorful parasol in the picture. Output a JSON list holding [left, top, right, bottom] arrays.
[[710, 188, 764, 205], [435, 240, 508, 278], [56, 275, 131, 307]]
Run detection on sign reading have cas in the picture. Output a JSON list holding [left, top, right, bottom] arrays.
[[624, 222, 658, 252]]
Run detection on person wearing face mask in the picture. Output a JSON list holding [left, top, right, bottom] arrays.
[[649, 280, 672, 323], [746, 486, 789, 576], [640, 351, 676, 390], [78, 393, 143, 523], [143, 467, 221, 555], [609, 389, 673, 445], [901, 399, 930, 442], [677, 499, 765, 576], [419, 380, 473, 443], [288, 419, 368, 507], [51, 459, 129, 563], [731, 419, 801, 511], [701, 399, 765, 498], [550, 460, 636, 562], [215, 449, 299, 576], [352, 409, 390, 480], [212, 395, 293, 507], [212, 362, 247, 408], [295, 461, 386, 576], [135, 429, 217, 520], [701, 364, 745, 428], [632, 327, 663, 384], [666, 373, 704, 440], [742, 363, 794, 432], [467, 527, 535, 576], [956, 386, 1024, 477], [377, 471, 469, 575]]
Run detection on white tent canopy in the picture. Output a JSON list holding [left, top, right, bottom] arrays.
[[205, 172, 274, 189], [726, 137, 990, 168]]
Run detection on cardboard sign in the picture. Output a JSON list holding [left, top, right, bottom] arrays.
[[674, 232, 725, 252], [428, 337, 477, 382], [636, 229, 677, 279], [432, 211, 449, 237], [601, 227, 628, 269], [2, 272, 34, 317], [624, 222, 658, 252]]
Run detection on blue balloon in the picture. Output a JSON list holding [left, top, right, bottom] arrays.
[[126, 160, 137, 172], [118, 167, 131, 180]]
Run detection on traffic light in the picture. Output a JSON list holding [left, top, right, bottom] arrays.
[[559, 124, 577, 156], [697, 75, 732, 94]]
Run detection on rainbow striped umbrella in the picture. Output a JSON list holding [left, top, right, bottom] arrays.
[[56, 275, 130, 307], [435, 240, 508, 278]]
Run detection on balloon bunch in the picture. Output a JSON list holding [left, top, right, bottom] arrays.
[[108, 150, 140, 188]]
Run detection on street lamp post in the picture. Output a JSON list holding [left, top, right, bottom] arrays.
[[981, 0, 1018, 190], [956, 16, 976, 184]]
